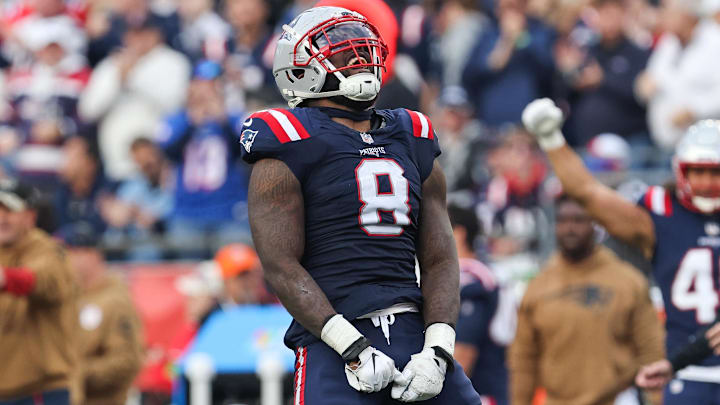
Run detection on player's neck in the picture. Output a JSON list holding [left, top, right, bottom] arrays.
[[311, 99, 373, 133]]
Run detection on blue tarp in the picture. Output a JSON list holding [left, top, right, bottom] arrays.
[[178, 304, 296, 374], [172, 305, 296, 404]]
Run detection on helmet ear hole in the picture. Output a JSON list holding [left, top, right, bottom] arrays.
[[292, 69, 306, 79]]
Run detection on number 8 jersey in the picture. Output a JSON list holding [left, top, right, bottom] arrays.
[[241, 106, 440, 349], [639, 186, 720, 373]]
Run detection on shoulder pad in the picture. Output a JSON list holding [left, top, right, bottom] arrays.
[[403, 109, 435, 140], [244, 108, 310, 144], [642, 186, 673, 217]]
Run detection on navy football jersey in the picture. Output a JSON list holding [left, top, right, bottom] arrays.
[[638, 186, 720, 369], [456, 258, 512, 402], [241, 107, 440, 349]]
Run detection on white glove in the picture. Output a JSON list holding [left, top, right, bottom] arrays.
[[345, 346, 399, 392], [391, 348, 447, 401], [391, 323, 455, 402], [321, 314, 399, 393], [521, 98, 566, 150]]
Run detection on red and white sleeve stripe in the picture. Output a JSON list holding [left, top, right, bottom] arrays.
[[643, 186, 672, 217], [405, 109, 434, 140], [250, 109, 310, 144]]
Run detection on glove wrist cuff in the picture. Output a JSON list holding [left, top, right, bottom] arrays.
[[538, 130, 566, 151], [423, 323, 455, 356], [321, 314, 365, 357]]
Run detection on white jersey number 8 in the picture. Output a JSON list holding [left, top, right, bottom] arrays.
[[672, 248, 719, 324], [356, 159, 411, 236]]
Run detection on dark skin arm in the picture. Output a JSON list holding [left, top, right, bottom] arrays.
[[248, 158, 336, 337], [417, 162, 460, 327]]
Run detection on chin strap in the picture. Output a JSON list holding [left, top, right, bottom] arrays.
[[284, 72, 381, 108], [692, 196, 720, 213]]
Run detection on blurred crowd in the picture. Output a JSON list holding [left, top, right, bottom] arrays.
[[0, 0, 714, 265]]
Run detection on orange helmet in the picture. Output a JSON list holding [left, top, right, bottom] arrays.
[[214, 243, 260, 279]]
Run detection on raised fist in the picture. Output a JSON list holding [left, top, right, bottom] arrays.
[[521, 98, 566, 150]]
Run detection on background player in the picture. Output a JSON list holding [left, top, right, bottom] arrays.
[[636, 319, 720, 390], [522, 98, 720, 404], [242, 6, 481, 404], [449, 203, 513, 405]]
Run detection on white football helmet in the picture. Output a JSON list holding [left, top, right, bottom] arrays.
[[673, 120, 720, 213], [273, 6, 388, 108]]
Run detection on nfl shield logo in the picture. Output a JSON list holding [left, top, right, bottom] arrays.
[[240, 129, 258, 153], [706, 222, 720, 236], [360, 132, 374, 144]]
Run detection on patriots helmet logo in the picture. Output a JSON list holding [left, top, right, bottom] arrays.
[[240, 129, 258, 153]]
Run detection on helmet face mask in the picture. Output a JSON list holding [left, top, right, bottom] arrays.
[[299, 18, 386, 77], [673, 120, 720, 214], [273, 7, 388, 108]]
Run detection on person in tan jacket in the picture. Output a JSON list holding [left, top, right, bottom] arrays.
[[0, 180, 79, 404], [509, 194, 665, 405], [64, 225, 143, 405]]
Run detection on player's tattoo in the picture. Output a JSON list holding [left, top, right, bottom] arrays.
[[416, 162, 460, 327], [248, 158, 336, 337]]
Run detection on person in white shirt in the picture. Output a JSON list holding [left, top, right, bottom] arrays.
[[79, 15, 190, 180], [636, 0, 720, 151]]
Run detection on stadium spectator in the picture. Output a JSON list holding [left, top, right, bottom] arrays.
[[0, 179, 78, 405], [0, 21, 91, 192], [100, 137, 173, 261], [636, 0, 720, 150], [477, 128, 550, 264], [509, 194, 664, 405], [556, 0, 651, 148], [462, 0, 556, 128], [54, 136, 110, 240], [65, 224, 144, 405], [434, 86, 492, 195], [3, 0, 87, 69], [223, 0, 281, 108], [175, 0, 230, 62], [449, 204, 514, 405], [214, 243, 276, 305], [433, 0, 488, 87], [85, 0, 181, 67], [79, 12, 190, 180], [157, 60, 251, 258]]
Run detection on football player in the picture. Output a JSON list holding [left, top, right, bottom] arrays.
[[636, 320, 720, 390], [241, 6, 481, 404], [522, 98, 720, 404]]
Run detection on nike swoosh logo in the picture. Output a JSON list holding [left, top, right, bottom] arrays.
[[243, 118, 253, 127], [371, 353, 378, 374]]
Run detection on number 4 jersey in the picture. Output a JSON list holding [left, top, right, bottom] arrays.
[[240, 106, 440, 349], [639, 186, 720, 373]]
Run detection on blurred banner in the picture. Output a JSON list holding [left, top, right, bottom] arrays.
[[125, 264, 196, 394]]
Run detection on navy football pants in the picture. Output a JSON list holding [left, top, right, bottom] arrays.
[[663, 379, 720, 405], [292, 312, 483, 404]]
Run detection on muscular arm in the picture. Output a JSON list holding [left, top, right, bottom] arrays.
[[416, 162, 460, 327], [248, 158, 336, 337], [546, 145, 656, 257]]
